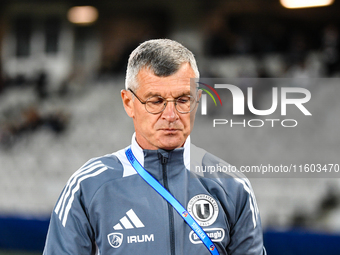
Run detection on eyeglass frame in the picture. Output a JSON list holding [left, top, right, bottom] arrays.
[[128, 88, 199, 114]]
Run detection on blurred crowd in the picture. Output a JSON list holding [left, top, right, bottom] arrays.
[[0, 71, 70, 150], [203, 18, 340, 78], [0, 106, 69, 150]]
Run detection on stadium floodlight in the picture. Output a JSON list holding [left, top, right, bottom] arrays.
[[280, 0, 334, 8], [67, 6, 98, 25]]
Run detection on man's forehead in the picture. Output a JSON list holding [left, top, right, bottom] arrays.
[[140, 77, 192, 87], [139, 79, 196, 94]]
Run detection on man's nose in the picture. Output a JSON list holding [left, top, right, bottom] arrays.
[[161, 101, 178, 121]]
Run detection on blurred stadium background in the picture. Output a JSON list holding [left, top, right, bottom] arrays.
[[0, 0, 340, 254]]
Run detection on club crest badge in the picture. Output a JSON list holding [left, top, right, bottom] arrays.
[[187, 194, 219, 226], [108, 233, 123, 248]]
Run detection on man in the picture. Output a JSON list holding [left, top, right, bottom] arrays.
[[43, 39, 266, 254]]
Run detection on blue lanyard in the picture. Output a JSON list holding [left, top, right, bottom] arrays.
[[125, 148, 220, 255]]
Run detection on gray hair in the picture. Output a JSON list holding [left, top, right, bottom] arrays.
[[125, 39, 199, 91]]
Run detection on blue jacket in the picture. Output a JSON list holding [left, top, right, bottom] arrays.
[[43, 134, 266, 255]]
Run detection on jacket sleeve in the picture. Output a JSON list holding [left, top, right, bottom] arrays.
[[43, 184, 96, 255], [226, 177, 266, 255]]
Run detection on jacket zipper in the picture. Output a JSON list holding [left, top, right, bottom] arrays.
[[160, 153, 175, 255]]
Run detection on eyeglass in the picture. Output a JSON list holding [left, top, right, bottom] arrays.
[[128, 88, 199, 114]]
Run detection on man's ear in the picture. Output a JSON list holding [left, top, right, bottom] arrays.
[[197, 89, 202, 102], [121, 89, 134, 118]]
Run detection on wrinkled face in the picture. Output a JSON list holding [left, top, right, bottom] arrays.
[[121, 63, 200, 150]]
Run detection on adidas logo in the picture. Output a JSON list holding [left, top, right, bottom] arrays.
[[113, 209, 145, 230]]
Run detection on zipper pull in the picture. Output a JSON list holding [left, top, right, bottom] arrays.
[[158, 153, 168, 164]]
